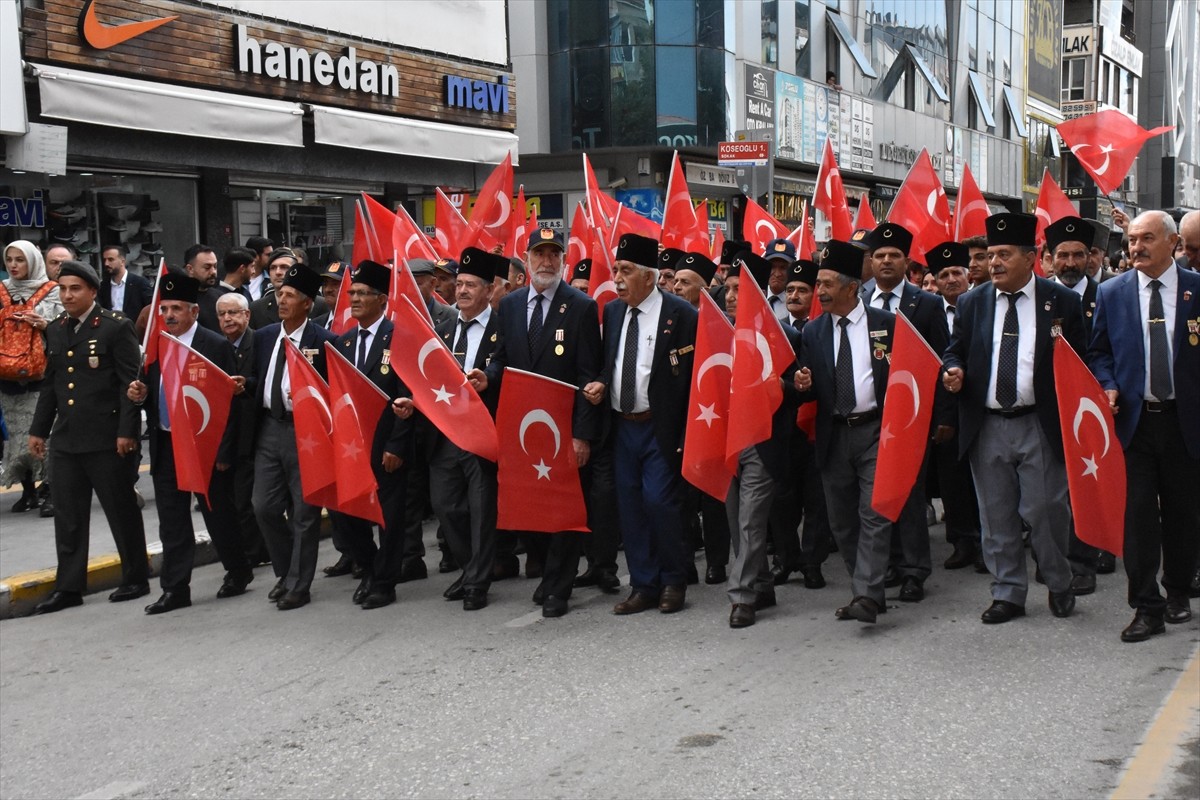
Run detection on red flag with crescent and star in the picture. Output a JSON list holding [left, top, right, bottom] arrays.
[[140, 258, 170, 368], [507, 185, 528, 259], [566, 201, 591, 275], [1034, 168, 1078, 252], [853, 198, 877, 233], [158, 332, 235, 501], [583, 153, 621, 231], [284, 340, 338, 508], [606, 204, 662, 250], [434, 188, 470, 260], [462, 152, 514, 252], [870, 313, 941, 521], [709, 226, 725, 262], [495, 368, 588, 532], [324, 343, 386, 525], [952, 163, 989, 240], [329, 266, 355, 337], [586, 225, 618, 322], [1057, 110, 1173, 196], [814, 138, 855, 241], [390, 254, 434, 329], [725, 271, 797, 470], [661, 151, 709, 252], [388, 295, 499, 462], [1053, 337, 1125, 556], [742, 198, 789, 254], [886, 147, 952, 264], [683, 292, 736, 501]]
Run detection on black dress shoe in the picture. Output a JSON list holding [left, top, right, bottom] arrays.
[[216, 571, 253, 599], [1165, 595, 1192, 624], [532, 584, 545, 605], [267, 579, 287, 601], [1070, 574, 1097, 596], [1121, 613, 1166, 642], [729, 603, 756, 628], [276, 591, 310, 610], [883, 567, 902, 588], [542, 595, 568, 617], [38, 500, 56, 518], [463, 589, 488, 611], [33, 590, 82, 615], [753, 588, 777, 610], [770, 565, 793, 586], [845, 596, 880, 623], [1096, 551, 1117, 574], [1049, 591, 1076, 618], [145, 590, 191, 615], [595, 571, 621, 592], [706, 565, 728, 585], [438, 552, 458, 574], [898, 577, 925, 602], [108, 583, 150, 602], [685, 563, 700, 586], [397, 560, 428, 583], [574, 568, 600, 587], [801, 565, 826, 589], [981, 600, 1026, 624], [944, 540, 979, 570], [11, 492, 38, 513], [492, 554, 520, 581], [352, 576, 372, 605], [524, 558, 544, 580], [322, 555, 354, 577], [362, 588, 396, 610], [443, 576, 466, 601]]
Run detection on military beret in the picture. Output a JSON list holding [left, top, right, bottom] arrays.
[[280, 264, 323, 299], [925, 242, 971, 275], [818, 240, 868, 281], [986, 213, 1037, 248], [1044, 217, 1093, 254], [659, 248, 687, 272], [351, 260, 390, 295], [615, 234, 659, 269], [867, 223, 914, 256], [677, 252, 717, 285], [459, 247, 507, 284], [787, 259, 820, 287], [159, 272, 199, 303], [571, 259, 592, 282], [56, 260, 100, 290]]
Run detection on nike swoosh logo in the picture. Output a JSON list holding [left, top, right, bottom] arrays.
[[79, 0, 178, 50]]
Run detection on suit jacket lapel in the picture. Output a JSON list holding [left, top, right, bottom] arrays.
[[362, 320, 391, 373], [1173, 274, 1194, 357], [1033, 280, 1052, 371], [979, 288, 996, 367], [473, 315, 498, 370], [653, 296, 676, 367], [532, 283, 567, 362]]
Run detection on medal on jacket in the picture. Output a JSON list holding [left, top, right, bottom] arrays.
[[554, 344, 564, 356], [88, 340, 99, 368], [380, 348, 391, 374], [302, 348, 318, 364], [1051, 318, 1063, 339]]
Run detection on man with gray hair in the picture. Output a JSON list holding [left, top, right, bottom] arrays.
[[1179, 210, 1200, 272]]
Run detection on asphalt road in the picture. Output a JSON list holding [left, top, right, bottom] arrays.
[[1, 517, 1197, 799]]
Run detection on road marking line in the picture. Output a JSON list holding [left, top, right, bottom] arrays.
[[77, 780, 146, 800], [1111, 644, 1200, 800]]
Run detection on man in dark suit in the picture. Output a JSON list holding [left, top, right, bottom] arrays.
[[327, 260, 413, 610], [477, 227, 603, 618], [99, 244, 152, 322], [249, 248, 328, 329], [126, 274, 252, 613], [217, 247, 255, 303], [943, 213, 1087, 625], [28, 261, 149, 614], [215, 291, 269, 565], [1089, 210, 1200, 642], [244, 236, 275, 302], [182, 244, 223, 332], [250, 264, 338, 610], [582, 234, 697, 617], [860, 223, 952, 603], [795, 241, 895, 624]]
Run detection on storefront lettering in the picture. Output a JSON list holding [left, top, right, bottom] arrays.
[[879, 141, 943, 170], [235, 24, 399, 97], [0, 191, 44, 228], [445, 75, 510, 113]]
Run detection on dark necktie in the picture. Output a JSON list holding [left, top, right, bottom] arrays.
[[528, 293, 544, 357], [881, 292, 893, 312], [834, 317, 855, 417], [620, 308, 640, 413], [270, 338, 287, 419], [996, 293, 1020, 409], [357, 328, 370, 371], [158, 375, 171, 431], [1148, 279, 1172, 400], [453, 318, 474, 369]]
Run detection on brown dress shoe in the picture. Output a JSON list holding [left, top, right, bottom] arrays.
[[613, 591, 656, 615], [729, 603, 756, 628], [659, 585, 686, 613]]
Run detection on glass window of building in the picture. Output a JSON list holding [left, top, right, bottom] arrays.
[[795, 0, 811, 78], [696, 0, 723, 48], [762, 0, 779, 67], [1026, 116, 1057, 189], [1061, 57, 1087, 102], [656, 0, 693, 45]]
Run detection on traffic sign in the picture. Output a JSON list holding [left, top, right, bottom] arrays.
[[718, 140, 769, 166]]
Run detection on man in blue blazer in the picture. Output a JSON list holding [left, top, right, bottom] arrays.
[[943, 213, 1087, 625], [1089, 210, 1200, 642], [250, 263, 338, 610], [795, 240, 895, 624]]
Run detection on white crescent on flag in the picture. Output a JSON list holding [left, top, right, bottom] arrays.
[[888, 369, 922, 430], [416, 338, 441, 380], [696, 352, 734, 384], [1072, 397, 1111, 457], [518, 409, 562, 457], [181, 385, 211, 434], [293, 386, 332, 434]]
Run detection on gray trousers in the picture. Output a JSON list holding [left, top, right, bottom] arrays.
[[968, 414, 1071, 604], [428, 435, 497, 594], [822, 421, 891, 606], [725, 449, 775, 606], [252, 416, 323, 595]]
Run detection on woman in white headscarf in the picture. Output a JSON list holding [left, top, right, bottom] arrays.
[[1, 240, 63, 512]]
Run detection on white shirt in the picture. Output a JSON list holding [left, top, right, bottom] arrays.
[[159, 322, 198, 431], [768, 291, 788, 321], [830, 299, 877, 413], [943, 298, 957, 332], [986, 275, 1037, 408], [110, 272, 126, 311], [263, 323, 306, 412], [351, 315, 385, 371], [1137, 264, 1178, 400], [870, 284, 903, 313], [248, 274, 268, 301], [611, 288, 663, 413], [454, 306, 491, 371], [526, 281, 560, 328]]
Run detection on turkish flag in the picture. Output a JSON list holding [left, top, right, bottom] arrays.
[[709, 226, 725, 262], [389, 295, 499, 462], [725, 272, 797, 469], [283, 340, 337, 508], [566, 201, 591, 273], [393, 202, 440, 263], [434, 188, 470, 260], [870, 314, 942, 522], [683, 292, 736, 501], [607, 204, 661, 249], [661, 152, 708, 252], [359, 193, 396, 262], [854, 198, 877, 232], [140, 258, 169, 368], [887, 148, 952, 263], [586, 225, 618, 322], [390, 257, 434, 328], [952, 164, 990, 240], [462, 153, 514, 252], [507, 185, 528, 259], [1053, 337, 1125, 557], [329, 266, 355, 337], [742, 198, 789, 254], [495, 368, 588, 532], [325, 343, 387, 525], [814, 138, 855, 241], [351, 203, 374, 272], [158, 332, 235, 501], [583, 153, 622, 231], [1034, 168, 1079, 250], [1057, 110, 1173, 196]]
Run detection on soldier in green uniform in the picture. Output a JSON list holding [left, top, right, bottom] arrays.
[[28, 260, 149, 614]]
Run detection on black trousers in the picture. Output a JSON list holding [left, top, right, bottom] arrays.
[[889, 445, 932, 581], [1122, 407, 1200, 617], [231, 451, 269, 562], [932, 435, 981, 546], [331, 457, 408, 591], [682, 484, 730, 569], [153, 432, 250, 591], [583, 435, 620, 573], [50, 447, 148, 594]]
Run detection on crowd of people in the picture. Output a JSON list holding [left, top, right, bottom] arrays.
[[1, 204, 1197, 643]]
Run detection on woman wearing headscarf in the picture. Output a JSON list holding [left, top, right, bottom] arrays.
[[1, 240, 64, 512]]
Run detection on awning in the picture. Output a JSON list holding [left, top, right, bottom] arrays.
[[33, 64, 303, 147], [311, 106, 519, 166], [826, 12, 879, 80], [967, 71, 996, 129], [0, 0, 26, 135], [1001, 85, 1028, 138]]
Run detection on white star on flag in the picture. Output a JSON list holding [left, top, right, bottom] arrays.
[[341, 439, 363, 460], [433, 385, 454, 404], [298, 435, 320, 455], [879, 423, 895, 446], [695, 402, 719, 427], [1081, 455, 1099, 479], [533, 458, 552, 480]]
